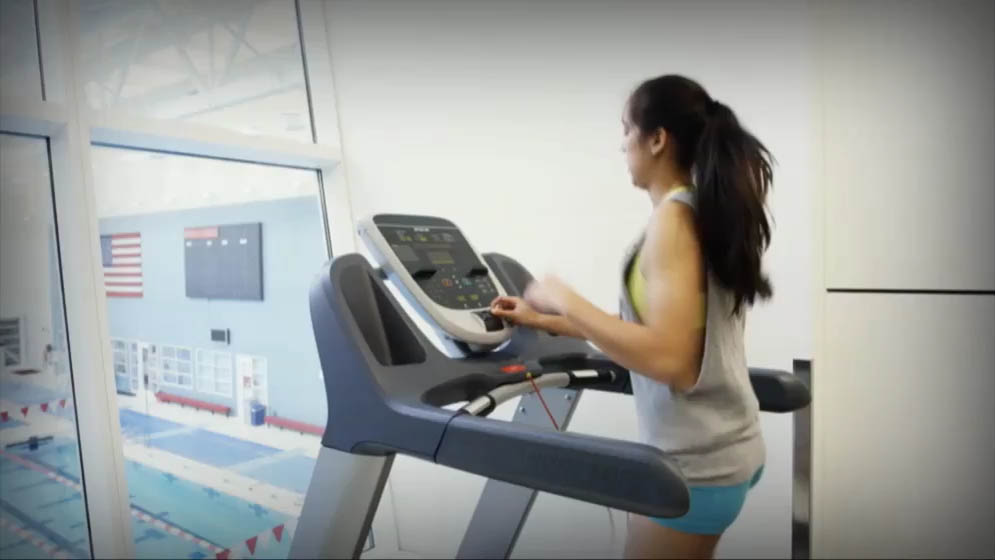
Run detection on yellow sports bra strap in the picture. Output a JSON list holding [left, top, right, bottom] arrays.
[[666, 186, 690, 199], [627, 249, 648, 320]]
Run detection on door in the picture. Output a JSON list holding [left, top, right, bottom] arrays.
[[140, 343, 157, 395]]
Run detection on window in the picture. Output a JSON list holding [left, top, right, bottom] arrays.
[[0, 0, 43, 100], [111, 339, 143, 394], [0, 316, 25, 366], [90, 143, 331, 560], [1, 0, 350, 556], [0, 133, 92, 556], [159, 344, 193, 389], [112, 339, 129, 377], [196, 349, 233, 397], [89, 145, 321, 217], [79, 0, 314, 142], [143, 344, 160, 391]]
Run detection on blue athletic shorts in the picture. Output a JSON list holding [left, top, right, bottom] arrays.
[[651, 466, 764, 535]]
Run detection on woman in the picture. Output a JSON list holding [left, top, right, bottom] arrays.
[[490, 74, 774, 559]]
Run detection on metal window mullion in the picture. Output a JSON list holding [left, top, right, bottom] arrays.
[[52, 1, 137, 556], [296, 0, 357, 258]]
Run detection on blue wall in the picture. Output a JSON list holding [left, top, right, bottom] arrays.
[[100, 196, 328, 426]]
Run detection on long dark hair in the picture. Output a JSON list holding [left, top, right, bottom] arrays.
[[628, 74, 774, 315]]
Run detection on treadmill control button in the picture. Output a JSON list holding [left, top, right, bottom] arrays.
[[474, 310, 504, 332]]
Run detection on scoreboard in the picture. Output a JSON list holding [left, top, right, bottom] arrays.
[[184, 223, 263, 301]]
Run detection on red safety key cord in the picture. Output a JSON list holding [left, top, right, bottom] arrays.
[[526, 371, 560, 431]]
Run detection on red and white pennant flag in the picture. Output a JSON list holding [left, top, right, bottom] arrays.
[[0, 448, 225, 555], [129, 509, 221, 554], [216, 517, 298, 559], [0, 398, 71, 422], [0, 448, 303, 559]]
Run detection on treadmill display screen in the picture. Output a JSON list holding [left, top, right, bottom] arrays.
[[427, 251, 455, 265], [379, 223, 499, 310]]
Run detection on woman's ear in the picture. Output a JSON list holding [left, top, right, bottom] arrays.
[[648, 128, 668, 157]]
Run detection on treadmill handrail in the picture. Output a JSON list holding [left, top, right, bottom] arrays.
[[435, 412, 689, 519], [748, 368, 811, 412], [461, 372, 572, 416]]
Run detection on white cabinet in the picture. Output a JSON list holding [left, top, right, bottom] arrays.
[[821, 0, 995, 291], [815, 293, 994, 558]]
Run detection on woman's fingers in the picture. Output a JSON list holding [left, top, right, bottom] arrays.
[[490, 304, 510, 316], [491, 295, 523, 310], [491, 309, 513, 322], [490, 296, 531, 325]]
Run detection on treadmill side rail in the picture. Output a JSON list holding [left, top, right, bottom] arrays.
[[435, 413, 689, 518]]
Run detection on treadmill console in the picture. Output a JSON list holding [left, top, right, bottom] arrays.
[[357, 214, 513, 349]]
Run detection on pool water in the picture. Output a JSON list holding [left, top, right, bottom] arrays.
[[0, 440, 294, 559], [0, 442, 91, 559]]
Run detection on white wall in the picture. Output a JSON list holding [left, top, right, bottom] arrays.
[[819, 293, 994, 558], [814, 1, 995, 558], [820, 0, 995, 291], [323, 1, 818, 557]]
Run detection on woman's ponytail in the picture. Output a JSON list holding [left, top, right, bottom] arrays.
[[693, 100, 774, 315], [627, 76, 775, 315]]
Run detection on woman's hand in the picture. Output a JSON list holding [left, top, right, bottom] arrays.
[[491, 292, 588, 339], [523, 274, 579, 316], [490, 295, 544, 328], [490, 275, 577, 325]]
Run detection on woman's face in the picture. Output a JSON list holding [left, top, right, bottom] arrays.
[[621, 110, 654, 189]]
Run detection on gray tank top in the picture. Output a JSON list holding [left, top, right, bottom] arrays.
[[620, 188, 765, 486]]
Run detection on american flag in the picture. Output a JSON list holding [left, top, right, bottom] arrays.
[[100, 232, 143, 298]]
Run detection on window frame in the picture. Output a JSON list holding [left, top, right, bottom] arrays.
[[0, 1, 355, 556]]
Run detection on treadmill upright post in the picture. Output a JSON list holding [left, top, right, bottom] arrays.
[[289, 447, 394, 559], [457, 387, 582, 558]]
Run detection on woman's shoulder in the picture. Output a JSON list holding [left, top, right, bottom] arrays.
[[642, 195, 701, 270], [647, 192, 697, 239]]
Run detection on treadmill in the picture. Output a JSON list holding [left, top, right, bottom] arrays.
[[290, 214, 810, 559]]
